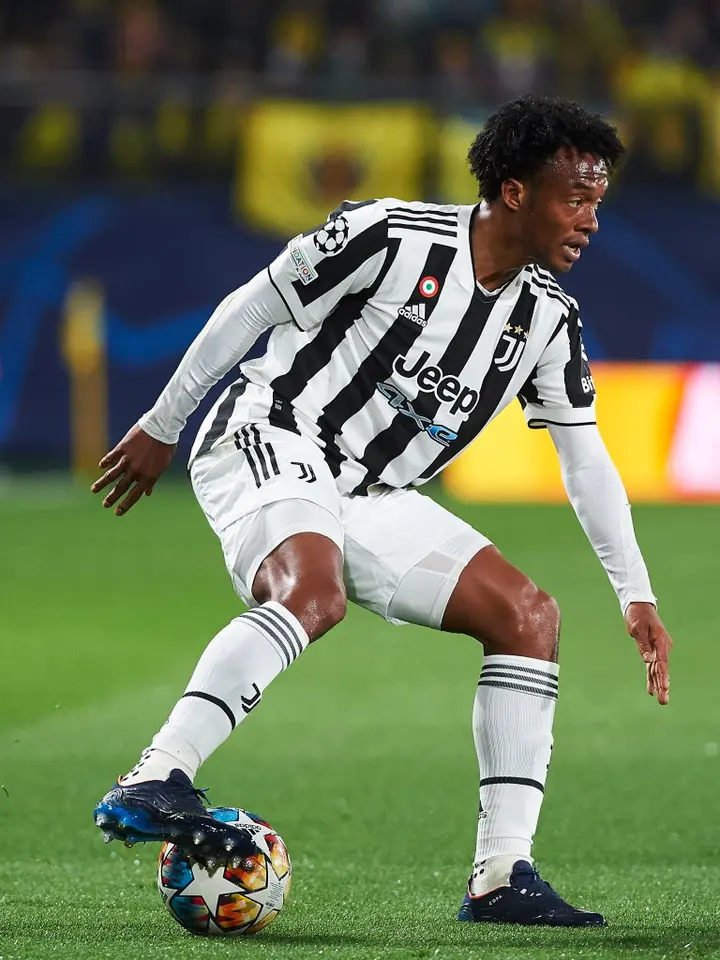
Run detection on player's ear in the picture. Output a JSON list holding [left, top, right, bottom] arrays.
[[501, 179, 525, 212]]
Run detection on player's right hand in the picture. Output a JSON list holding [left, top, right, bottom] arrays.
[[91, 424, 177, 516], [624, 601, 672, 705]]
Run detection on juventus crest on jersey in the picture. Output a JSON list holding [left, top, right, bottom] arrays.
[[191, 198, 597, 495]]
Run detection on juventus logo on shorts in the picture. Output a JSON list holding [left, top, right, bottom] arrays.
[[233, 425, 281, 487]]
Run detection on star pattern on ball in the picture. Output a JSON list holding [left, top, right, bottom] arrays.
[[180, 861, 252, 915]]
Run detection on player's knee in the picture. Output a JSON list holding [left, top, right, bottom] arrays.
[[504, 584, 560, 660], [280, 578, 347, 640], [250, 532, 346, 641], [253, 567, 346, 641], [513, 582, 560, 660]]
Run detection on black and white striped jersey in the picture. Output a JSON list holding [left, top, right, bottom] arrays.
[[190, 198, 596, 495]]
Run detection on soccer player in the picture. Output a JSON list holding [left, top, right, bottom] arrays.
[[92, 95, 672, 926]]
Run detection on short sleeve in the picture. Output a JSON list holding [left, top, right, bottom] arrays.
[[266, 200, 389, 331], [519, 307, 597, 428]]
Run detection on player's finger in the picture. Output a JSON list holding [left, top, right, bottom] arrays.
[[115, 481, 147, 516], [99, 446, 123, 469], [652, 657, 670, 705], [102, 474, 135, 508], [653, 628, 672, 659], [634, 625, 653, 663], [91, 460, 127, 493]]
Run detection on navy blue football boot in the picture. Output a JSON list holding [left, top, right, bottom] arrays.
[[93, 769, 258, 867], [457, 860, 606, 927]]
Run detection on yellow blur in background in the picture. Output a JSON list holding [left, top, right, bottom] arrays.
[[444, 363, 720, 502], [238, 102, 430, 236]]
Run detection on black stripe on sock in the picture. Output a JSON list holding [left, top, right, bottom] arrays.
[[477, 679, 558, 700], [480, 668, 558, 690], [242, 610, 294, 667], [481, 663, 559, 682], [260, 605, 304, 659], [182, 691, 236, 729], [479, 776, 545, 793]]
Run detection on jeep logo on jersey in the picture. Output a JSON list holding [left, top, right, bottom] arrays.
[[376, 381, 458, 447], [393, 351, 479, 415]]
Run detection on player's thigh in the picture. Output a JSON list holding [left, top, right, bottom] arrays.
[[340, 487, 491, 627], [190, 424, 344, 607]]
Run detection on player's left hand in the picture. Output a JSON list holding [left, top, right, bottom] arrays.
[[624, 601, 672, 705], [91, 424, 176, 516]]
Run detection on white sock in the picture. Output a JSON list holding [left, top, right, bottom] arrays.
[[469, 654, 558, 896], [121, 602, 308, 785]]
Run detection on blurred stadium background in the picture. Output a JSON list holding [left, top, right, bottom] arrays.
[[2, 4, 720, 958], [1, 0, 720, 498]]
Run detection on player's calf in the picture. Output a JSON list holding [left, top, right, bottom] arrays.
[[441, 546, 571, 920], [94, 531, 346, 860]]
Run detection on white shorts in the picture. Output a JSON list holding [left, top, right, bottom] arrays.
[[190, 424, 492, 628]]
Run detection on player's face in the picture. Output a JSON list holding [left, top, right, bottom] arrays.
[[524, 148, 608, 274]]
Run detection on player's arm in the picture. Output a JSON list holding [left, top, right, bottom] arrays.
[[93, 201, 390, 515], [549, 423, 671, 704], [519, 309, 672, 704], [91, 269, 292, 514]]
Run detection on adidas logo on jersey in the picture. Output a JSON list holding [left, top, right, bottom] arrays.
[[397, 303, 427, 326]]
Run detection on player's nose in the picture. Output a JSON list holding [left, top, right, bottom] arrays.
[[577, 208, 599, 235]]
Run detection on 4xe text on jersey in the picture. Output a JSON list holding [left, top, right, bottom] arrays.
[[376, 382, 458, 447]]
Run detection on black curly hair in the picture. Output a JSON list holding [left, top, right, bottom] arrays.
[[468, 95, 625, 202]]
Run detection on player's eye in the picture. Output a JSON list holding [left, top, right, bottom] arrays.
[[568, 199, 582, 208]]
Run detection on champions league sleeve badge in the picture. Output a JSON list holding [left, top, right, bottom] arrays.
[[313, 215, 350, 255]]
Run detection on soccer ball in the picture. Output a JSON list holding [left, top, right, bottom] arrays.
[[157, 807, 292, 936]]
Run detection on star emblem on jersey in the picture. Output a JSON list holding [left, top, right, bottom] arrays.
[[504, 322, 527, 340], [313, 215, 350, 255], [419, 276, 439, 298]]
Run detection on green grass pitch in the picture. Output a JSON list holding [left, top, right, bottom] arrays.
[[1, 482, 719, 959]]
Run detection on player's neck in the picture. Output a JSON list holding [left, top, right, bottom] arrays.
[[470, 201, 532, 291]]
